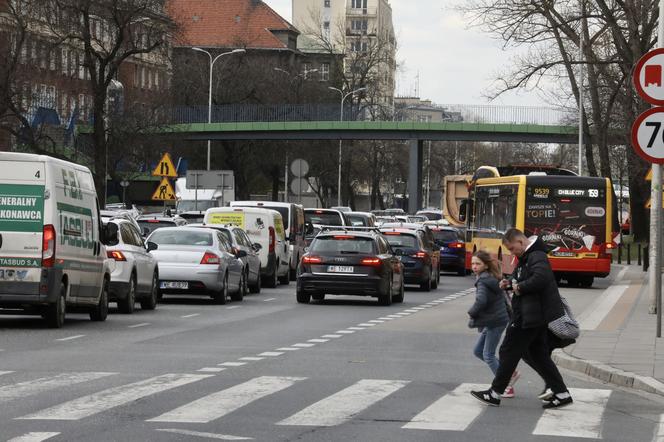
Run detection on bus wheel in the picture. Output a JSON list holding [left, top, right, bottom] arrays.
[[554, 274, 562, 285], [579, 276, 594, 288], [566, 276, 579, 287]]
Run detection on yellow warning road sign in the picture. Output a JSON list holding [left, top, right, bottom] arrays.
[[151, 177, 176, 201], [647, 167, 653, 181], [152, 153, 177, 178]]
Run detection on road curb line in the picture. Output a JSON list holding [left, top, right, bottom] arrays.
[[553, 350, 664, 397]]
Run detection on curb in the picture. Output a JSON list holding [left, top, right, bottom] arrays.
[[553, 350, 664, 397]]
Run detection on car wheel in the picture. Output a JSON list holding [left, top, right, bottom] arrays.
[[231, 272, 245, 302], [90, 278, 109, 321], [46, 283, 66, 328], [118, 273, 136, 314], [312, 293, 325, 301], [420, 274, 432, 292], [263, 266, 278, 288], [213, 274, 229, 304], [249, 270, 261, 294], [140, 272, 158, 310], [296, 289, 310, 304], [379, 278, 393, 306], [579, 276, 594, 288], [393, 278, 405, 303]]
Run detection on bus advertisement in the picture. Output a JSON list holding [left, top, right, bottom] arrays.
[[461, 168, 618, 288]]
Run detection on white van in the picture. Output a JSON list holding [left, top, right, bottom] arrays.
[[203, 207, 290, 288], [0, 153, 116, 328], [230, 201, 305, 281]]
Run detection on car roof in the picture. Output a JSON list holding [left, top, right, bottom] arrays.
[[305, 208, 343, 213], [149, 226, 217, 234], [188, 223, 234, 231], [317, 230, 378, 239], [137, 215, 183, 221], [378, 227, 418, 236], [232, 201, 298, 208], [380, 222, 429, 231], [347, 211, 372, 217]]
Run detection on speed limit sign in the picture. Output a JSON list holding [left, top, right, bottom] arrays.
[[632, 107, 664, 164]]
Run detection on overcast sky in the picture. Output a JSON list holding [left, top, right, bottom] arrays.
[[263, 0, 549, 107]]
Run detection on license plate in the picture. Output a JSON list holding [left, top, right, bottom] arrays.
[[552, 251, 576, 258], [328, 266, 354, 273], [160, 281, 189, 289]]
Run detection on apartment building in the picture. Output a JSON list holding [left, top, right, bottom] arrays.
[[292, 0, 396, 112]]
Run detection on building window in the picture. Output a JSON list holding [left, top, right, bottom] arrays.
[[320, 63, 329, 81], [351, 41, 368, 52], [351, 20, 368, 34], [352, 0, 367, 9], [324, 0, 330, 7], [303, 63, 312, 78]]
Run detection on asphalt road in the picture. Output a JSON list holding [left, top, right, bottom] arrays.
[[0, 273, 662, 442]]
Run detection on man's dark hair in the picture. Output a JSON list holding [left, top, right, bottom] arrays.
[[502, 228, 526, 244]]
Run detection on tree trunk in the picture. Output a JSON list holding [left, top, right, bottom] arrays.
[[92, 97, 107, 206]]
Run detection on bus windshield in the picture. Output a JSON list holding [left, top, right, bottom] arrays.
[[525, 180, 608, 251]]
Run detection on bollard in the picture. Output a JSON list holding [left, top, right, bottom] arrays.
[[618, 244, 623, 264], [627, 245, 631, 265], [638, 245, 642, 266], [645, 245, 650, 272]]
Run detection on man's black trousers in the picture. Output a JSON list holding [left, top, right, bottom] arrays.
[[491, 324, 567, 394]]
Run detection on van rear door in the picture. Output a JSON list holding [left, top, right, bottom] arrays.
[[0, 160, 46, 295]]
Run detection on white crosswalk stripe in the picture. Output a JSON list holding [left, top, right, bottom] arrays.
[[149, 376, 305, 423], [403, 383, 490, 431], [278, 379, 409, 427], [0, 372, 114, 402], [533, 388, 612, 439], [0, 371, 14, 376], [17, 373, 211, 421], [7, 432, 60, 442]]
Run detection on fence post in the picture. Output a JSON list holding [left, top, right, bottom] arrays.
[[618, 244, 623, 264], [645, 244, 650, 272], [638, 245, 642, 266], [627, 245, 631, 265]]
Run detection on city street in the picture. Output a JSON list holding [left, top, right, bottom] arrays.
[[1, 273, 662, 442]]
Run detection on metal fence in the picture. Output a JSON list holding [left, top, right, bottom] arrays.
[[165, 103, 577, 127]]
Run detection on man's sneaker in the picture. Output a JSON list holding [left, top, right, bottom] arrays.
[[542, 394, 573, 409], [538, 388, 554, 401], [470, 389, 501, 406], [508, 370, 521, 387], [502, 386, 515, 398]]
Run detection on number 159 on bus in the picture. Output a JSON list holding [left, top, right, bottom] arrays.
[[632, 107, 664, 164]]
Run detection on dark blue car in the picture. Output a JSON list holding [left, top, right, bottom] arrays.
[[431, 227, 466, 276]]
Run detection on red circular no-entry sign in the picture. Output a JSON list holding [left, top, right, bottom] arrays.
[[634, 48, 664, 106]]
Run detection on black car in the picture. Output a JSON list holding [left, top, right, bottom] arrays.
[[380, 223, 440, 290], [296, 229, 404, 305], [303, 208, 348, 247], [430, 226, 466, 276]]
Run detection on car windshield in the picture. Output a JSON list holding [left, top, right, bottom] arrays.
[[408, 216, 427, 223], [310, 236, 376, 254], [149, 230, 214, 246], [383, 233, 418, 249], [433, 230, 459, 245], [138, 220, 176, 236], [419, 212, 442, 221], [347, 215, 368, 226], [305, 211, 343, 226], [177, 200, 217, 212]]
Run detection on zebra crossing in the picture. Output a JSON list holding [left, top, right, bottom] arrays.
[[0, 369, 622, 439]]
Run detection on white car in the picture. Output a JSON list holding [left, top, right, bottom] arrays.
[[105, 219, 159, 313]]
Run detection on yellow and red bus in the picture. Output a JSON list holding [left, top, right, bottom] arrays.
[[461, 166, 618, 287]]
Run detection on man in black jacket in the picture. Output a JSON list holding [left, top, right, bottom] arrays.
[[471, 228, 572, 408]]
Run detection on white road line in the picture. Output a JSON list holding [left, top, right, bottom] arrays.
[[411, 307, 425, 310], [653, 413, 664, 442], [7, 432, 61, 442], [368, 320, 384, 323], [263, 298, 276, 302], [404, 310, 419, 313], [0, 372, 114, 402], [239, 357, 264, 361], [533, 388, 612, 439], [336, 330, 355, 334], [321, 334, 342, 338], [0, 371, 14, 376], [579, 285, 630, 330], [258, 352, 283, 357], [55, 335, 85, 342], [278, 379, 409, 427], [198, 367, 226, 373], [218, 362, 247, 367], [18, 373, 211, 421], [128, 323, 150, 328], [387, 314, 403, 318], [377, 317, 393, 320], [357, 323, 376, 327], [226, 306, 241, 310], [156, 428, 252, 440], [348, 327, 365, 330], [308, 339, 329, 343], [403, 383, 490, 431], [277, 347, 301, 351], [181, 313, 200, 318], [292, 343, 315, 348], [149, 376, 305, 423], [396, 313, 411, 316]]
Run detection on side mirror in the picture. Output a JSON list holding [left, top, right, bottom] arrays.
[[146, 241, 158, 252], [236, 249, 248, 258], [305, 222, 314, 235], [103, 223, 119, 246], [252, 243, 262, 251]]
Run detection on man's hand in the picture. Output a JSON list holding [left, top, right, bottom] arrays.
[[499, 279, 511, 290]]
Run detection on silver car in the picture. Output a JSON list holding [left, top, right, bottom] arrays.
[[147, 227, 244, 304]]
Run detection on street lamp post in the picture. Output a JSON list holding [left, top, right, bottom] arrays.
[[328, 86, 366, 207], [192, 47, 246, 171]]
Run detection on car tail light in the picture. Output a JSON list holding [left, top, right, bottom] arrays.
[[449, 242, 465, 249], [42, 224, 56, 268], [333, 235, 354, 239], [107, 250, 127, 261], [200, 252, 220, 265], [360, 257, 381, 266], [412, 251, 428, 259], [147, 219, 160, 223], [302, 255, 322, 264], [269, 226, 275, 253], [605, 243, 616, 250], [383, 231, 401, 235]]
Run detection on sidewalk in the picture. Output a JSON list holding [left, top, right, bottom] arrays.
[[552, 264, 664, 396]]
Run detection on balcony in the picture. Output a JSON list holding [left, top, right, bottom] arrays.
[[346, 7, 377, 17]]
